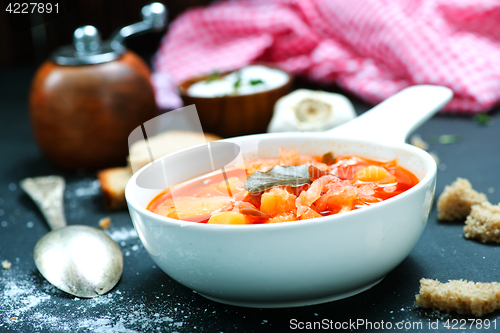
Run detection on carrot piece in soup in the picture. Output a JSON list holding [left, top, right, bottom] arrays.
[[300, 207, 322, 220], [208, 212, 251, 225], [150, 196, 232, 222], [379, 174, 398, 185], [355, 166, 390, 182], [268, 212, 297, 223], [260, 187, 297, 217]]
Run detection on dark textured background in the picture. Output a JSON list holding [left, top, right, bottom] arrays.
[[1, 63, 500, 332], [0, 0, 212, 66]]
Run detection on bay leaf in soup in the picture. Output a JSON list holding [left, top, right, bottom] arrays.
[[244, 165, 311, 193]]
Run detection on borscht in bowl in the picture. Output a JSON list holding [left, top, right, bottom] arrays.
[[147, 148, 419, 225]]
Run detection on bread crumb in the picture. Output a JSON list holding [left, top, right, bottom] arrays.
[[98, 131, 221, 211], [464, 202, 500, 243], [437, 178, 487, 221], [97, 167, 132, 210], [129, 131, 221, 173], [410, 134, 429, 151], [415, 278, 500, 316], [2, 260, 11, 269], [99, 217, 111, 230]]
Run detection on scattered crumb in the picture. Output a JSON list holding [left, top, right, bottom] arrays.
[[437, 178, 488, 221], [488, 187, 495, 194], [9, 317, 18, 321], [415, 278, 500, 317], [99, 217, 111, 230], [410, 134, 429, 151], [464, 202, 500, 243], [2, 260, 11, 269]]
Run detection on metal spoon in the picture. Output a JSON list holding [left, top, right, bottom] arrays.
[[21, 176, 123, 298]]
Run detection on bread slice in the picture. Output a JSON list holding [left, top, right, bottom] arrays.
[[129, 131, 221, 173], [97, 167, 132, 210], [98, 131, 221, 210], [415, 278, 500, 316], [437, 178, 487, 221], [464, 202, 500, 243]]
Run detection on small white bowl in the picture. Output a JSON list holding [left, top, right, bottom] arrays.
[[125, 85, 452, 308]]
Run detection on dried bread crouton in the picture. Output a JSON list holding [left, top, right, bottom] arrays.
[[98, 167, 133, 210], [464, 202, 500, 243], [415, 278, 500, 316], [437, 178, 487, 221], [99, 217, 111, 230]]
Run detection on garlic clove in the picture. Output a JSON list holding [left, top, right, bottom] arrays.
[[267, 89, 357, 133]]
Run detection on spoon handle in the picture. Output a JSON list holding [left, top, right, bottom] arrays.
[[328, 85, 453, 144], [20, 176, 67, 230]]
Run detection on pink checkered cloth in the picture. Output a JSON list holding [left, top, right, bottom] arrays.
[[153, 0, 500, 113]]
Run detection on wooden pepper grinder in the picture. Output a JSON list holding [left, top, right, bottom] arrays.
[[30, 3, 167, 170]]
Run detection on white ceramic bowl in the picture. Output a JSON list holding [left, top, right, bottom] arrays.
[[125, 85, 453, 308]]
